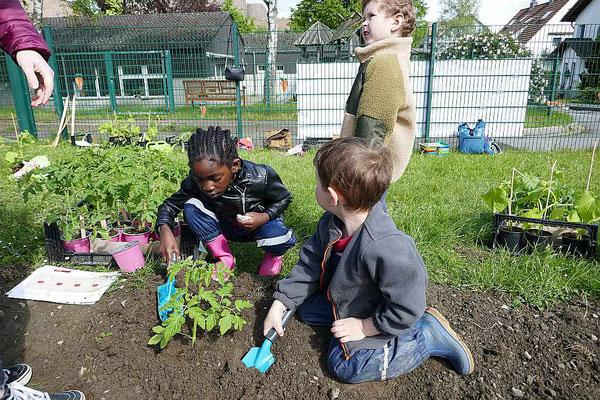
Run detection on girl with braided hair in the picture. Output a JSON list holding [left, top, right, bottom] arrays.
[[156, 126, 296, 276]]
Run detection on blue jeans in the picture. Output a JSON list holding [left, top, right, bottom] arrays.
[[297, 290, 429, 383], [183, 199, 296, 256]]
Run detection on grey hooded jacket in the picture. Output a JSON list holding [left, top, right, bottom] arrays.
[[274, 202, 427, 358]]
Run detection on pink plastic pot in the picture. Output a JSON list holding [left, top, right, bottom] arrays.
[[61, 232, 91, 253], [108, 229, 120, 242], [111, 241, 145, 273], [122, 227, 151, 244]]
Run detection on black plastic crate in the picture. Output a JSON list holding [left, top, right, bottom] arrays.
[[44, 221, 200, 266], [492, 213, 599, 258]]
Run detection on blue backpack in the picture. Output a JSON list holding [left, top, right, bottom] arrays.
[[458, 120, 500, 155]]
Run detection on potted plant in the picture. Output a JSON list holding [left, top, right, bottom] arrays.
[[561, 190, 599, 256], [58, 203, 91, 253]]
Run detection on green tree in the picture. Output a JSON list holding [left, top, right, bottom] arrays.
[[438, 0, 481, 26], [69, 0, 220, 16], [221, 0, 261, 34], [289, 0, 360, 31], [289, 0, 428, 32]]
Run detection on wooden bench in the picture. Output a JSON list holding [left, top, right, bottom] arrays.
[[183, 79, 246, 107]]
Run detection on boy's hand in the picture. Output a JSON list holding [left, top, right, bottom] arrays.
[[263, 299, 288, 337], [159, 225, 180, 263], [331, 317, 380, 343], [237, 212, 269, 231]]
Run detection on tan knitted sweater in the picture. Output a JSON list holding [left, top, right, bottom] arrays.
[[340, 37, 416, 182]]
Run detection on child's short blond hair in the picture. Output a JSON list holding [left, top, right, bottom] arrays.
[[362, 0, 416, 37]]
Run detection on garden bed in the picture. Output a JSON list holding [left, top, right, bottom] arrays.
[[1, 268, 598, 399]]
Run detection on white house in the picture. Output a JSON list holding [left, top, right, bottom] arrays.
[[561, 0, 600, 39], [501, 0, 580, 56], [552, 0, 600, 95]]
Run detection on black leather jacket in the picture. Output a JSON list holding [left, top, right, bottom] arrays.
[[156, 160, 293, 231]]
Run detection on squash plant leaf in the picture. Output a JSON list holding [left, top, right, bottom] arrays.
[[482, 187, 509, 214], [574, 190, 598, 223]]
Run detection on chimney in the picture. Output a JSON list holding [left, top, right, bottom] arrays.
[[530, 1, 538, 8]]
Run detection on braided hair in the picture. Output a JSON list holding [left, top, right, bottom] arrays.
[[187, 126, 239, 167]]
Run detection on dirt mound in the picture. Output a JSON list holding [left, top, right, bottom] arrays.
[[1, 270, 598, 399]]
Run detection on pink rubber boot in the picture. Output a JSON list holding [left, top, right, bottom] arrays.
[[205, 234, 236, 279], [258, 253, 283, 276]]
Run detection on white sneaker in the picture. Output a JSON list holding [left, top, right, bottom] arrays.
[[3, 382, 85, 400]]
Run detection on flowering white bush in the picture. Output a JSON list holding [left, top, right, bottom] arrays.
[[439, 31, 531, 60], [439, 31, 549, 104]]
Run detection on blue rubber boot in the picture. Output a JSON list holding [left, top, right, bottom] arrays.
[[417, 308, 474, 375]]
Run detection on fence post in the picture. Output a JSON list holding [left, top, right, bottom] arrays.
[[232, 22, 243, 138], [43, 26, 67, 139], [164, 50, 175, 113], [424, 22, 437, 143], [104, 52, 117, 114], [5, 54, 37, 137]]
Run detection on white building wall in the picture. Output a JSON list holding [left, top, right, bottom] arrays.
[[574, 0, 600, 25], [574, 0, 600, 39]]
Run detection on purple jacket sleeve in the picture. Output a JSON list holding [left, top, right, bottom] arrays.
[[0, 0, 51, 61]]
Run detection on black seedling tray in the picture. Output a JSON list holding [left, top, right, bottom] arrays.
[[44, 221, 200, 266], [492, 213, 599, 258]]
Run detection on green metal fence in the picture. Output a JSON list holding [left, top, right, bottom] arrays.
[[1, 19, 599, 152]]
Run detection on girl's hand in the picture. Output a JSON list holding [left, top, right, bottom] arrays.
[[331, 317, 379, 343], [237, 212, 269, 230], [263, 300, 288, 337], [159, 225, 180, 264]]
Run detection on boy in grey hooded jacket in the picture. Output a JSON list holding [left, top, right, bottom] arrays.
[[263, 138, 474, 383]]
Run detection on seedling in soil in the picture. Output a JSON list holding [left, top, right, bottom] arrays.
[[96, 332, 113, 343], [148, 257, 253, 349]]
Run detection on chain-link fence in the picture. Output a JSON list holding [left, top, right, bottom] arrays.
[[1, 16, 598, 151]]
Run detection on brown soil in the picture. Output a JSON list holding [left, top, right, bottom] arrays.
[[1, 267, 599, 400]]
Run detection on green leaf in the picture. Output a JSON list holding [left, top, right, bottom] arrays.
[[196, 315, 206, 330], [148, 333, 163, 345], [219, 314, 233, 335], [206, 313, 217, 331], [160, 336, 168, 349], [574, 190, 598, 223], [567, 209, 581, 223], [235, 300, 254, 311], [549, 206, 568, 221], [481, 187, 509, 213], [516, 188, 545, 205], [5, 151, 18, 164], [152, 325, 165, 334], [520, 208, 544, 219]]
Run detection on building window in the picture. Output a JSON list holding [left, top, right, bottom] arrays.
[[577, 25, 586, 38]]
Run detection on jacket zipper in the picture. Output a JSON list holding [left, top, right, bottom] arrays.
[[320, 234, 350, 360], [232, 185, 246, 214]]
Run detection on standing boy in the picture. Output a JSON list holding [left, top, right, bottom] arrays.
[[341, 0, 418, 205], [263, 138, 474, 383]]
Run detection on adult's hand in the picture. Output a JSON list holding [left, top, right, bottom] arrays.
[[16, 49, 54, 107]]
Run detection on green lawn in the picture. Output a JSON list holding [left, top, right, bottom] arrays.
[[1, 142, 599, 308], [0, 101, 298, 124], [525, 106, 574, 128]]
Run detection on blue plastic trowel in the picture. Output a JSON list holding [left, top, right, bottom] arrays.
[[157, 253, 177, 322], [242, 308, 295, 373]]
